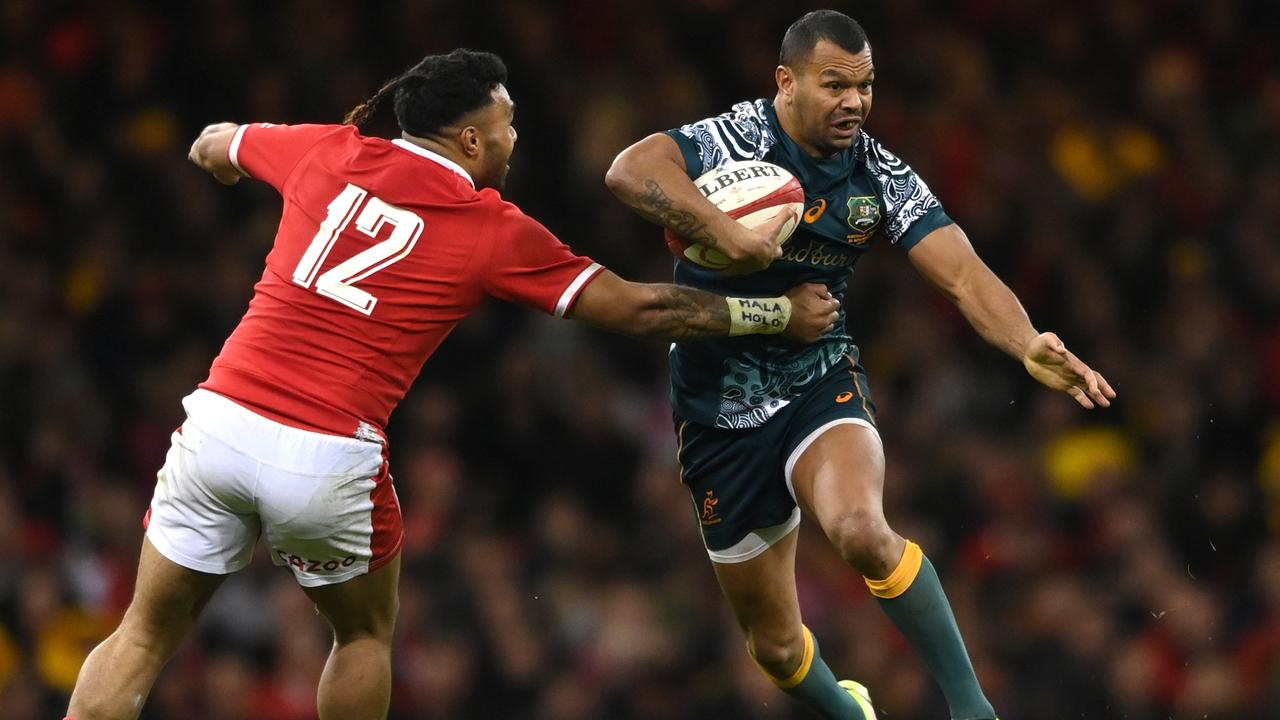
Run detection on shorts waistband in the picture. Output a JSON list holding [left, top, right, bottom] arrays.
[[182, 389, 385, 473]]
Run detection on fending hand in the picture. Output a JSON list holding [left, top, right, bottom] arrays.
[[1022, 332, 1117, 409]]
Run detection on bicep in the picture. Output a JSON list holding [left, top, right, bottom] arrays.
[[607, 133, 690, 189], [630, 133, 687, 166], [230, 123, 336, 188], [906, 223, 983, 300]]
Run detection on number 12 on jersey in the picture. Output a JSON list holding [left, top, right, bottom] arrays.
[[292, 183, 423, 315]]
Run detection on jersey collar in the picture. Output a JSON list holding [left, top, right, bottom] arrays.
[[391, 139, 475, 188], [763, 100, 868, 164]]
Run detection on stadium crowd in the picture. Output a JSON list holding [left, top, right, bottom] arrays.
[[1, 0, 1278, 717]]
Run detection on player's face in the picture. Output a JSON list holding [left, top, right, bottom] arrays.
[[778, 40, 874, 157], [472, 84, 518, 190]]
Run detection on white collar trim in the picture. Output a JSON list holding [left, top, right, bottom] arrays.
[[391, 139, 475, 188]]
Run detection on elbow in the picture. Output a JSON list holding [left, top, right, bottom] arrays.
[[619, 284, 668, 340], [606, 133, 684, 202], [606, 138, 663, 200], [621, 283, 661, 337], [576, 278, 663, 339], [605, 151, 638, 199]]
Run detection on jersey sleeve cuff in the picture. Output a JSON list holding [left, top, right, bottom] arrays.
[[898, 207, 952, 252], [664, 130, 705, 179], [227, 124, 251, 177], [554, 262, 604, 318]]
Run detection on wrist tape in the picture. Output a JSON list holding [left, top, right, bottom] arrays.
[[727, 296, 791, 336]]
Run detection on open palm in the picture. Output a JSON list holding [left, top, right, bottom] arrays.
[[1022, 332, 1116, 409]]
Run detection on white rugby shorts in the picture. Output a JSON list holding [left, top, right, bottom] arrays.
[[144, 389, 403, 587]]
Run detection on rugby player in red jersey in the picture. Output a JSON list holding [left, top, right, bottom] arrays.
[[65, 49, 838, 720]]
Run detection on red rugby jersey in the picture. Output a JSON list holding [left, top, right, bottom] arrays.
[[200, 123, 602, 436]]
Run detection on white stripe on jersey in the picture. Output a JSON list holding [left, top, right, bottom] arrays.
[[555, 262, 603, 318], [712, 117, 755, 158], [228, 124, 250, 176]]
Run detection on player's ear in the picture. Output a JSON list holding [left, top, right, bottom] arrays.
[[776, 65, 795, 101], [459, 125, 481, 158]]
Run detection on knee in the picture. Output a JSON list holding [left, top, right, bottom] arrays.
[[825, 509, 899, 576], [748, 626, 806, 679]]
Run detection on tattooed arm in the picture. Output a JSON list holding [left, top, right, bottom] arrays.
[[606, 133, 781, 273], [567, 270, 838, 343]]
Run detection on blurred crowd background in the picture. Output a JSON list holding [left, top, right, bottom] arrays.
[[2, 0, 1279, 718]]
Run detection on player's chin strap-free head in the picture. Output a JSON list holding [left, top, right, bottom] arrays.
[[343, 48, 508, 138]]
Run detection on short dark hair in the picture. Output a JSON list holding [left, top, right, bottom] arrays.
[[779, 10, 868, 66], [344, 49, 508, 135]]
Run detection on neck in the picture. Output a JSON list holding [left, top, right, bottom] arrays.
[[771, 95, 831, 160], [401, 132, 474, 175]]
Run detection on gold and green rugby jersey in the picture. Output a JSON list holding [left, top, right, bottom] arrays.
[[665, 99, 953, 429]]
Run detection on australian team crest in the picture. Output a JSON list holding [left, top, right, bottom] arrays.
[[845, 196, 882, 244]]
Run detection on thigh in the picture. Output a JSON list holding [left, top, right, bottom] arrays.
[[122, 537, 226, 644], [675, 417, 797, 563], [789, 422, 886, 526], [303, 553, 401, 642], [783, 354, 886, 523], [711, 526, 801, 637]]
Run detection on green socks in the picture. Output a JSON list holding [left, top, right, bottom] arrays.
[[867, 541, 996, 720], [756, 626, 870, 720]]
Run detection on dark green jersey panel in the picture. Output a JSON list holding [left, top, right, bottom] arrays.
[[664, 99, 952, 428]]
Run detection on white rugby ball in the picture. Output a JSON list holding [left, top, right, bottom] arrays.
[[665, 160, 805, 270]]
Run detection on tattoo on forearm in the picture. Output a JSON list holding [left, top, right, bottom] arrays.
[[635, 180, 720, 248], [647, 285, 729, 340]]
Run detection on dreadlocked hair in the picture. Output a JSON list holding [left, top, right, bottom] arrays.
[[343, 49, 508, 136], [343, 74, 401, 128]]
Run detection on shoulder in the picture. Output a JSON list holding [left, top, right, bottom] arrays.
[[858, 131, 913, 176], [856, 131, 949, 245], [670, 98, 777, 165], [474, 188, 519, 214], [243, 123, 359, 164], [473, 190, 541, 231], [245, 122, 352, 144], [674, 99, 769, 132], [721, 99, 774, 137]]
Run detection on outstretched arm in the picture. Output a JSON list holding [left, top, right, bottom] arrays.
[[907, 223, 1116, 408], [567, 269, 839, 343], [605, 133, 784, 274], [187, 122, 244, 185]]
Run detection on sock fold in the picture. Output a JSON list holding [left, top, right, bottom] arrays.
[[865, 539, 923, 598], [752, 626, 867, 720], [872, 546, 995, 720]]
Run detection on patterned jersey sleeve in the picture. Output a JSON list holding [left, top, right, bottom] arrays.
[[228, 123, 340, 192], [481, 196, 604, 317], [862, 134, 953, 251], [664, 100, 776, 178]]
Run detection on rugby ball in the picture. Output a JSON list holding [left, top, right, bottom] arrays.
[[665, 160, 805, 270]]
